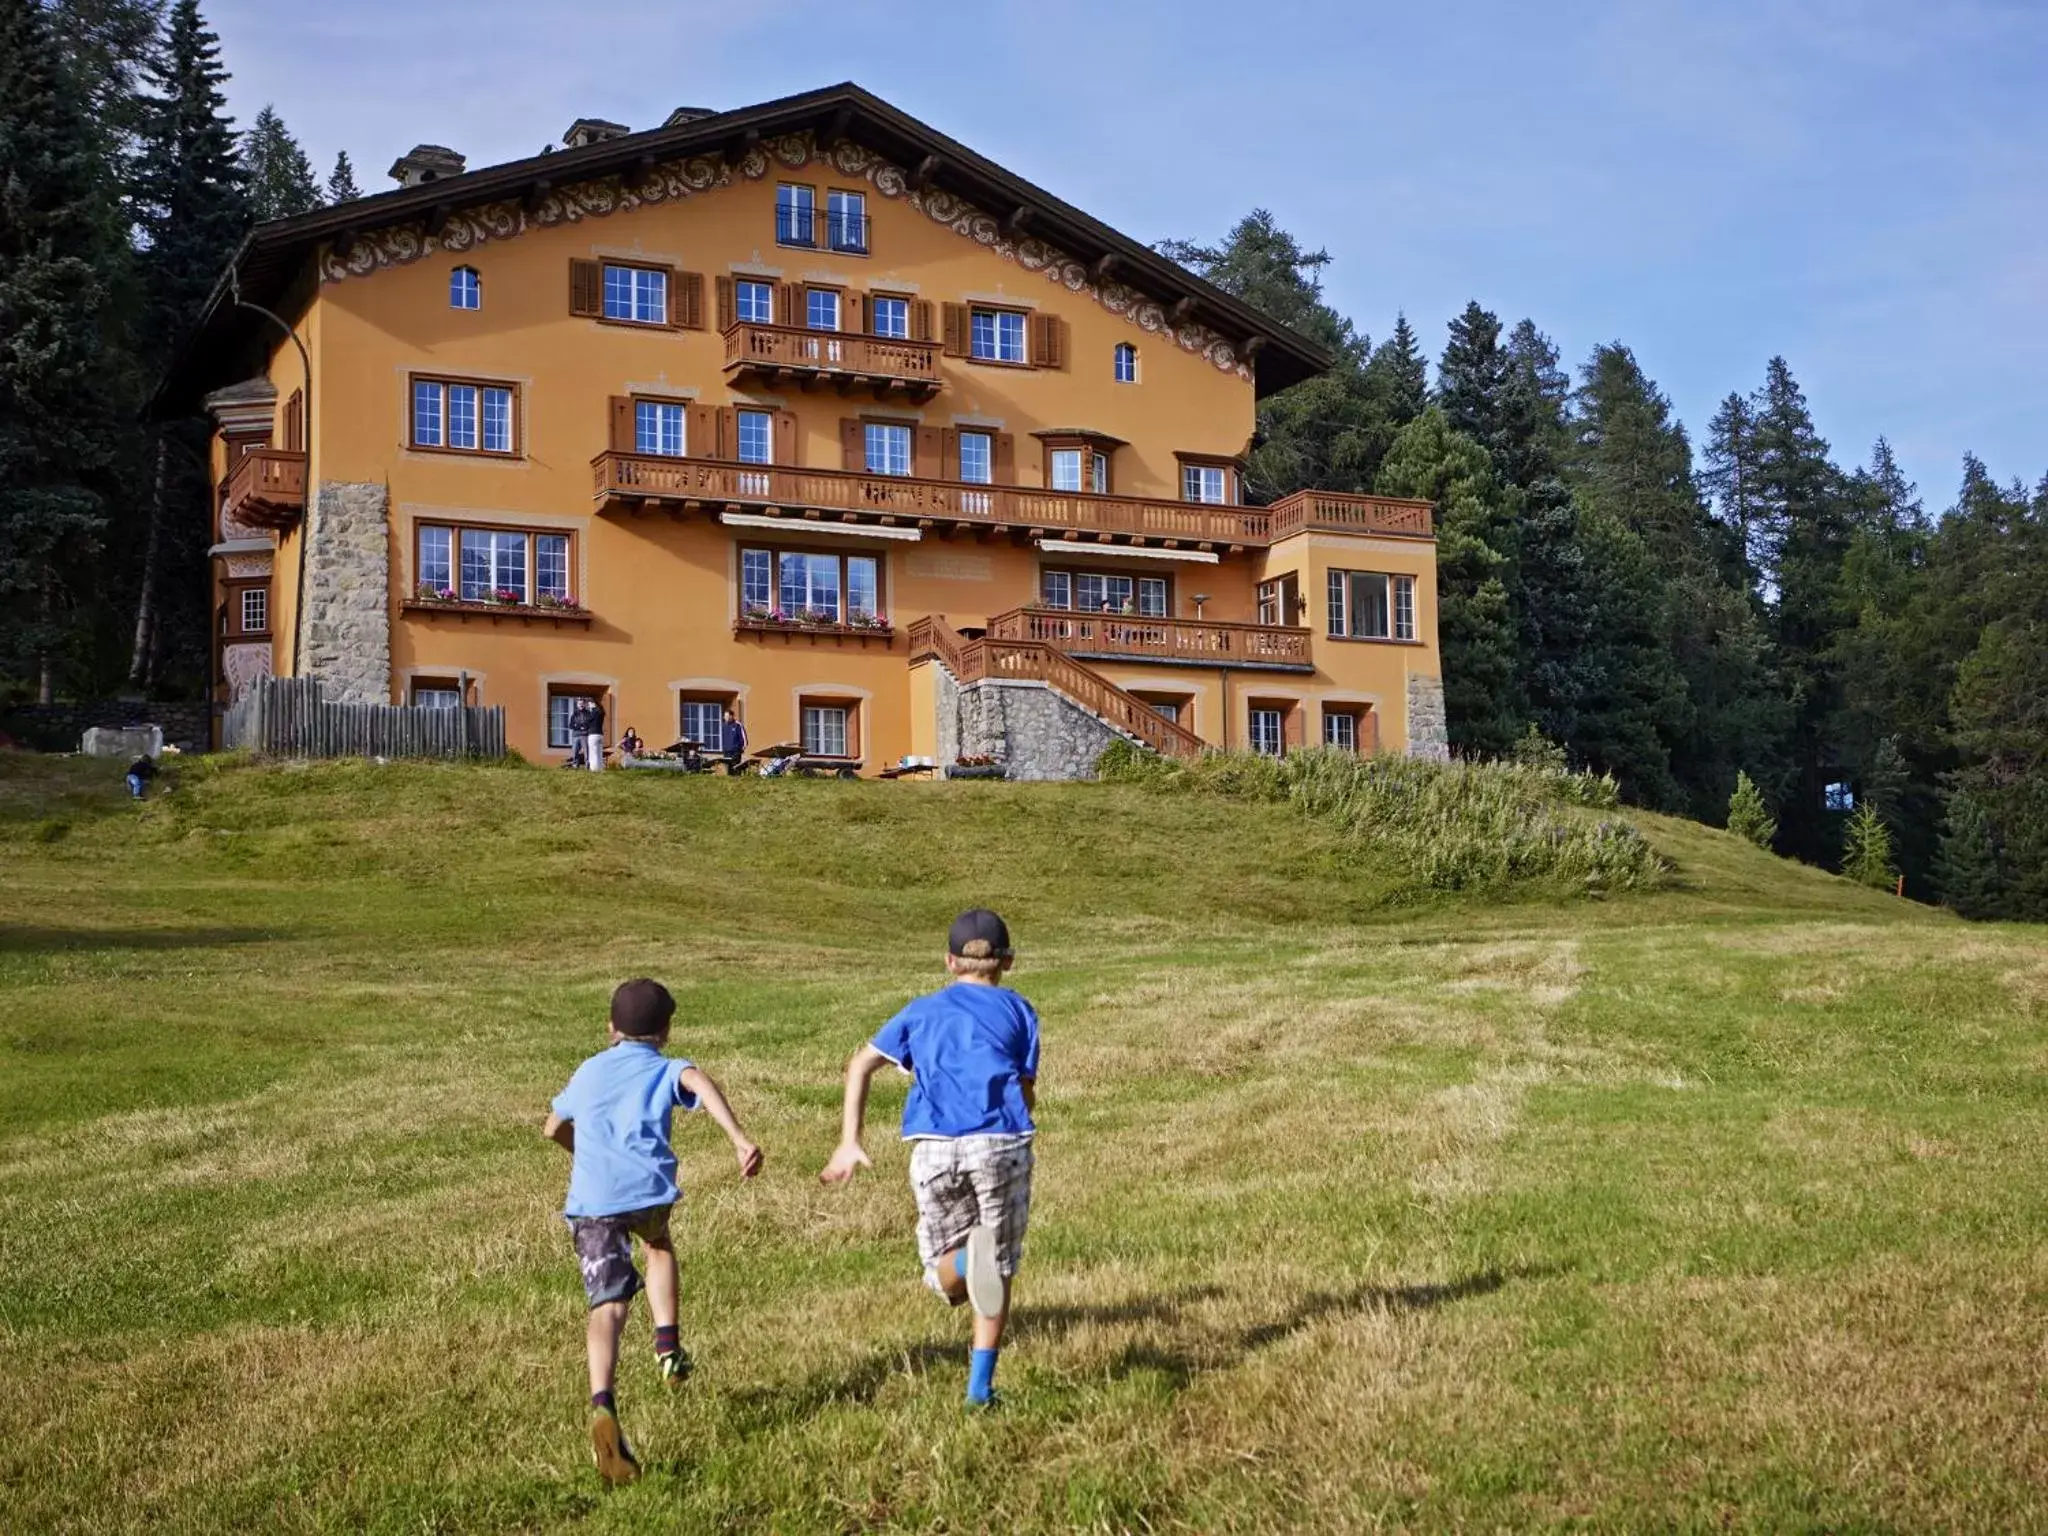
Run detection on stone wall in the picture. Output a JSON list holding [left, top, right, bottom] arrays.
[[0, 701, 211, 753], [301, 481, 392, 704], [1406, 674, 1450, 761], [931, 665, 1126, 781]]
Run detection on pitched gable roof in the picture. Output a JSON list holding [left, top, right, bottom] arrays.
[[155, 83, 1331, 414]]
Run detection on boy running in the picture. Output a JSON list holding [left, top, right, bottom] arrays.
[[543, 978, 763, 1484], [820, 909, 1039, 1407]]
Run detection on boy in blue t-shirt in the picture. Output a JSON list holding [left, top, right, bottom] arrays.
[[543, 978, 764, 1484], [820, 909, 1039, 1407]]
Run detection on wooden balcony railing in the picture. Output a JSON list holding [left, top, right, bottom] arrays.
[[222, 448, 307, 531], [985, 607, 1313, 670], [1266, 487, 1434, 540], [723, 322, 941, 399], [908, 615, 1209, 761]]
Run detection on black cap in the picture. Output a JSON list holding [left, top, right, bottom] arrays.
[[947, 908, 1013, 960], [610, 977, 676, 1038]]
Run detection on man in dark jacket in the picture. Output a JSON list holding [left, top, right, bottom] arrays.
[[721, 710, 747, 775], [581, 695, 606, 773]]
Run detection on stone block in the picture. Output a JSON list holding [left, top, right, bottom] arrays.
[[81, 725, 163, 759]]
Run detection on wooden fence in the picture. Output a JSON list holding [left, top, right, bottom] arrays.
[[223, 677, 505, 760]]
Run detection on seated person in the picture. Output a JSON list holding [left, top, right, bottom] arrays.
[[619, 727, 644, 758]]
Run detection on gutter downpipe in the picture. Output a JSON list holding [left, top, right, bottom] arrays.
[[228, 266, 313, 678]]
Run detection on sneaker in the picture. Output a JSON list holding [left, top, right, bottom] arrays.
[[966, 1387, 1004, 1412], [964, 1224, 1005, 1320], [590, 1406, 640, 1486], [657, 1346, 693, 1387]]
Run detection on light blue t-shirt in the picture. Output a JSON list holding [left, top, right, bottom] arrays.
[[550, 1040, 699, 1217], [871, 982, 1040, 1140]]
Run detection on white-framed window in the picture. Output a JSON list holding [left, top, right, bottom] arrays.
[[777, 552, 838, 619], [1324, 711, 1358, 751], [970, 309, 1026, 363], [1091, 453, 1109, 494], [680, 698, 726, 749], [240, 586, 268, 634], [450, 266, 481, 310], [460, 528, 528, 603], [958, 431, 992, 484], [1152, 700, 1180, 723], [1040, 570, 1071, 609], [1394, 576, 1416, 641], [865, 422, 912, 477], [806, 288, 840, 332], [1050, 449, 1083, 493], [776, 183, 815, 246], [737, 409, 772, 465], [418, 525, 452, 590], [735, 278, 773, 324], [1326, 570, 1415, 641], [602, 263, 666, 324], [1249, 708, 1285, 757], [1042, 570, 1163, 616], [871, 295, 909, 339], [413, 683, 461, 710], [847, 556, 879, 621], [1114, 342, 1137, 383], [536, 534, 569, 602], [741, 548, 773, 612], [1182, 464, 1229, 504], [412, 378, 514, 454], [635, 400, 685, 457], [547, 690, 601, 750], [827, 189, 867, 253], [1137, 576, 1167, 617], [742, 548, 879, 624], [802, 704, 849, 757]]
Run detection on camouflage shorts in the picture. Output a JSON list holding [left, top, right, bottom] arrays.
[[567, 1204, 672, 1308], [910, 1134, 1034, 1282]]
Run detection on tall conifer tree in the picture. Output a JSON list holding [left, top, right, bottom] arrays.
[[325, 149, 361, 204], [243, 104, 321, 220]]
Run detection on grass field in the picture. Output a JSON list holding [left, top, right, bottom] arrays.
[[1, 751, 2044, 1533]]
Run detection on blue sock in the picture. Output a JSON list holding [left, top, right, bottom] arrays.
[[967, 1347, 998, 1404]]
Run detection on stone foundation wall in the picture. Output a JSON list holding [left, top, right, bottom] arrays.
[[0, 701, 211, 753], [302, 481, 392, 704], [931, 666, 1126, 781], [1406, 673, 1450, 761]]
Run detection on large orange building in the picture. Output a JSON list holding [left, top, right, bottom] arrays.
[[167, 84, 1445, 775]]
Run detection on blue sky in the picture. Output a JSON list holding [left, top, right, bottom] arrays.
[[209, 0, 2046, 511]]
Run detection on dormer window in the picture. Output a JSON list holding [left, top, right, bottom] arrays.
[[450, 266, 480, 310]]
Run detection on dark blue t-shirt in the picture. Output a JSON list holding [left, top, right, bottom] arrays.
[[871, 982, 1040, 1139]]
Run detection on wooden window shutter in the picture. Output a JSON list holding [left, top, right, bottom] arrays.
[[940, 427, 959, 479], [941, 303, 969, 357], [686, 403, 716, 458], [1363, 707, 1380, 755], [284, 390, 304, 452], [993, 432, 1015, 484], [715, 406, 737, 458], [773, 409, 799, 465], [776, 283, 801, 327], [1029, 313, 1066, 369], [715, 275, 735, 331], [570, 258, 602, 317], [1284, 705, 1306, 751], [845, 292, 865, 335], [609, 396, 635, 453], [676, 271, 706, 330], [913, 426, 941, 481], [839, 418, 864, 471], [911, 299, 934, 343]]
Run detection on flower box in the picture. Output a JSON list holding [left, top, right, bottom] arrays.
[[401, 596, 594, 628]]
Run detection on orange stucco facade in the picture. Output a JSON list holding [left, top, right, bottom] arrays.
[[202, 94, 1442, 770]]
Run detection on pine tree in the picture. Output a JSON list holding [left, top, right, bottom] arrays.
[[0, 0, 124, 700], [1727, 770, 1777, 848], [1933, 790, 2002, 918], [1840, 803, 1897, 889], [1435, 301, 1510, 460], [325, 148, 361, 204], [1364, 313, 1427, 425], [1701, 391, 1763, 587], [243, 104, 320, 220]]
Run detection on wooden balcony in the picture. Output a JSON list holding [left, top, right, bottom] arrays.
[[1266, 488, 1433, 540], [723, 322, 941, 400], [985, 607, 1314, 672], [222, 448, 307, 530]]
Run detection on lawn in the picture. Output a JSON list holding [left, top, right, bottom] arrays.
[[1, 751, 2043, 1533]]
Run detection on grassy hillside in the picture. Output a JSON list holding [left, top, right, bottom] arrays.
[[1, 753, 2043, 1532]]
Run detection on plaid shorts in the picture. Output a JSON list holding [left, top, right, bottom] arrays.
[[910, 1134, 1034, 1281], [567, 1203, 672, 1308]]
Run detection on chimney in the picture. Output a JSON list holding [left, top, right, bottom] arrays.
[[663, 106, 717, 127], [387, 144, 466, 188], [563, 118, 631, 149]]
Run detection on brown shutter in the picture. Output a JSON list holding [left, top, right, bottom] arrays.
[[941, 303, 969, 357], [773, 410, 799, 465], [993, 432, 1015, 484], [609, 395, 634, 453], [686, 403, 715, 459], [1029, 312, 1066, 369], [676, 270, 705, 330], [715, 407, 736, 459], [715, 275, 735, 331], [284, 389, 304, 452], [776, 283, 801, 327], [570, 258, 602, 317], [914, 426, 941, 481], [1364, 707, 1380, 755], [940, 427, 959, 480], [1284, 705, 1306, 751], [845, 292, 865, 334], [840, 418, 864, 471], [911, 299, 934, 342]]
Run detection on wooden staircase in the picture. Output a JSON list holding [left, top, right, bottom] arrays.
[[907, 616, 1207, 761]]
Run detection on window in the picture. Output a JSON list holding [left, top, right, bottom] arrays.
[[741, 547, 881, 624], [418, 523, 574, 606], [635, 400, 685, 457], [240, 586, 268, 634], [1114, 342, 1137, 383], [1153, 701, 1179, 723], [778, 551, 840, 619], [411, 377, 516, 455], [1825, 782, 1856, 812], [548, 688, 603, 750], [1091, 453, 1109, 494], [1249, 708, 1285, 758], [419, 525, 452, 590], [802, 704, 849, 757], [827, 189, 867, 253], [1182, 463, 1229, 504], [450, 266, 481, 310], [958, 431, 992, 485], [1327, 570, 1416, 641], [865, 422, 912, 477], [776, 183, 815, 247], [1258, 580, 1281, 626], [1324, 711, 1358, 751], [741, 548, 772, 612], [1050, 449, 1083, 493], [412, 681, 461, 710], [461, 528, 528, 603], [736, 409, 772, 466], [679, 696, 730, 749], [735, 278, 773, 324], [871, 295, 909, 339], [602, 263, 666, 324], [535, 534, 569, 602], [806, 288, 840, 332], [1040, 570, 1167, 617], [970, 308, 1027, 363]]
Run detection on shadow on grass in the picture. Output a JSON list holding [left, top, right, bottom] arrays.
[[0, 925, 280, 953]]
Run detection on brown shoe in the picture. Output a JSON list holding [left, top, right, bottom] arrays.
[[590, 1406, 640, 1485]]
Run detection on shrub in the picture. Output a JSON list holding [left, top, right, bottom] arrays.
[[1841, 803, 1897, 890], [1727, 771, 1776, 848], [1510, 724, 1569, 775]]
